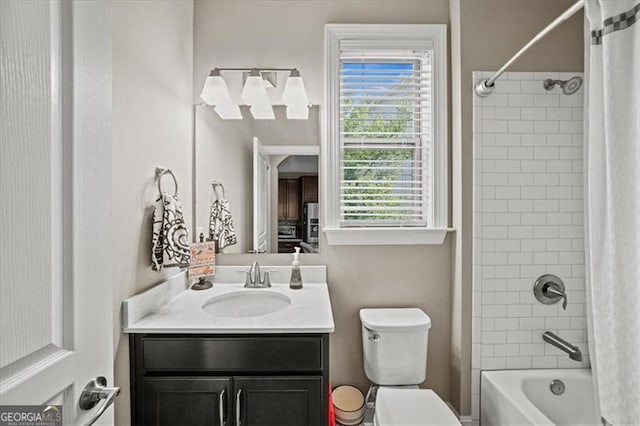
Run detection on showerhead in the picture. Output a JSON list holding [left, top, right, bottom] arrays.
[[561, 76, 583, 95], [543, 76, 583, 95]]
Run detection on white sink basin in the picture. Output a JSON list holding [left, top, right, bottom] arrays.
[[202, 290, 291, 318]]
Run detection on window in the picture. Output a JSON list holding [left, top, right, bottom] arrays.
[[323, 24, 448, 245], [341, 59, 429, 226]]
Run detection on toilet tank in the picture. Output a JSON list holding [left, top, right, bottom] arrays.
[[360, 308, 431, 385]]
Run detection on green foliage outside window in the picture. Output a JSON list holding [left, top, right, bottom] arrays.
[[341, 98, 416, 222]]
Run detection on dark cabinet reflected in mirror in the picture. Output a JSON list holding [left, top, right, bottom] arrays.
[[276, 156, 319, 254], [195, 105, 320, 255]]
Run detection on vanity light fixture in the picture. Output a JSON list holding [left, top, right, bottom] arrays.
[[200, 67, 310, 120], [200, 68, 242, 119], [282, 69, 310, 120], [241, 69, 275, 120]]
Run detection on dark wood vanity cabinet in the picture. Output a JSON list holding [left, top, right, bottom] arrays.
[[233, 376, 322, 426], [130, 334, 329, 426], [141, 377, 230, 426]]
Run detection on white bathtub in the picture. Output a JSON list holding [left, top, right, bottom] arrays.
[[481, 369, 599, 426]]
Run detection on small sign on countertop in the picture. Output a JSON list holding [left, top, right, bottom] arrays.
[[189, 241, 215, 279]]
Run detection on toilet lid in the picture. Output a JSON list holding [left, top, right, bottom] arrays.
[[360, 308, 431, 332], [374, 388, 460, 426]]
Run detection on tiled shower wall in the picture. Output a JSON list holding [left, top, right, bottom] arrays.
[[471, 72, 589, 422]]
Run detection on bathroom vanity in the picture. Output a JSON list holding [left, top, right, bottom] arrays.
[[123, 266, 333, 426], [129, 333, 328, 425]]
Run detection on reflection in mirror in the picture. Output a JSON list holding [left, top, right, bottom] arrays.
[[274, 154, 319, 254], [195, 105, 320, 254]]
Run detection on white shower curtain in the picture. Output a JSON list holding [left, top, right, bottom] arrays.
[[585, 1, 640, 424]]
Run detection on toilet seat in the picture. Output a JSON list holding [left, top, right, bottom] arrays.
[[374, 388, 461, 426]]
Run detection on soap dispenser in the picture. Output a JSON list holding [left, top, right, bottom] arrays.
[[289, 247, 303, 289]]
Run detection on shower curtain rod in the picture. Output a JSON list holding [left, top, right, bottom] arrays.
[[474, 0, 585, 97]]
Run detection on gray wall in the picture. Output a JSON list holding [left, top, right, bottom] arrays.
[[194, 0, 454, 405], [111, 2, 194, 424]]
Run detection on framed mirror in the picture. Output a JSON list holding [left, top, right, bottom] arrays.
[[195, 105, 320, 254]]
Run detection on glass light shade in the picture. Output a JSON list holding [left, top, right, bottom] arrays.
[[214, 102, 242, 120], [285, 105, 309, 120], [282, 75, 309, 106], [282, 74, 309, 120], [200, 73, 242, 119], [241, 75, 274, 119], [200, 74, 230, 104], [248, 105, 275, 120]]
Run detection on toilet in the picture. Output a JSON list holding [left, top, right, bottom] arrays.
[[360, 308, 461, 426]]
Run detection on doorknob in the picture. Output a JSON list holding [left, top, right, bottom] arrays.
[[79, 376, 120, 426]]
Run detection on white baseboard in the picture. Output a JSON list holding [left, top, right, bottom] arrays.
[[445, 402, 473, 426]]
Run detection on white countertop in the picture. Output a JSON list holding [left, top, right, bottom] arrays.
[[122, 266, 334, 334]]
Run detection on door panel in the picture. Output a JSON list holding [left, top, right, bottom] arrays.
[[0, 1, 113, 424], [253, 137, 270, 253], [234, 377, 322, 426], [141, 378, 231, 426], [0, 0, 66, 371]]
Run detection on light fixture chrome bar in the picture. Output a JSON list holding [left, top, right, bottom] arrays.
[[475, 0, 584, 97], [213, 67, 298, 72]]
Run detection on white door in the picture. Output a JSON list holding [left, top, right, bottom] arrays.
[[0, 2, 114, 425], [253, 137, 271, 253]]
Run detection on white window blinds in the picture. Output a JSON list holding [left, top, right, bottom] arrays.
[[339, 51, 433, 227]]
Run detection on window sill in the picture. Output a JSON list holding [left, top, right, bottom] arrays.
[[324, 227, 453, 246]]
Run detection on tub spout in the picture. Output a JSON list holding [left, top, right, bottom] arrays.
[[543, 331, 582, 362], [569, 350, 582, 362]]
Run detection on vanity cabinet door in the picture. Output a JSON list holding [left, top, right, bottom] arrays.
[[140, 377, 231, 426], [233, 376, 322, 426]]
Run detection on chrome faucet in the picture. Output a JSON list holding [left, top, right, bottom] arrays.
[[244, 261, 271, 288], [543, 331, 583, 361]]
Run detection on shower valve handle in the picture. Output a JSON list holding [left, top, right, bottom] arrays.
[[534, 274, 567, 310], [545, 284, 568, 310]]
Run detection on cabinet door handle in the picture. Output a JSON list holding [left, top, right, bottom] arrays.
[[235, 388, 242, 426], [219, 388, 226, 426]]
